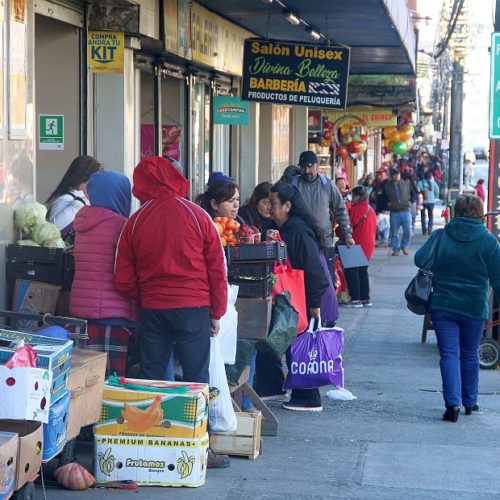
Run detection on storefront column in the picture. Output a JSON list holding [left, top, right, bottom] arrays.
[[291, 106, 308, 164], [93, 43, 138, 178], [240, 102, 260, 201], [258, 104, 273, 183]]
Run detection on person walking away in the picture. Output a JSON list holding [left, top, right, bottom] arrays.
[[70, 171, 138, 376], [384, 168, 414, 256], [270, 181, 339, 412], [474, 179, 486, 202], [46, 155, 102, 243], [417, 170, 440, 235], [114, 156, 229, 467], [414, 194, 500, 422], [292, 151, 354, 279], [238, 182, 275, 240], [370, 167, 390, 247], [341, 187, 377, 308], [463, 158, 474, 187]]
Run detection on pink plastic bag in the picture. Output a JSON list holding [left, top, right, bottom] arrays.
[[5, 344, 37, 368]]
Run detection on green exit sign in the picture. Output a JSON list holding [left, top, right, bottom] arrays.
[[490, 33, 500, 139]]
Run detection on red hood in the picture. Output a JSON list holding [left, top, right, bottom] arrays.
[[132, 156, 189, 202]]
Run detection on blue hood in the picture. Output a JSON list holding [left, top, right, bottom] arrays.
[[87, 171, 131, 217], [445, 217, 486, 242]]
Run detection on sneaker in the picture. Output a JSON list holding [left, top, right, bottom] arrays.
[[402, 248, 409, 256], [391, 251, 400, 256], [207, 449, 230, 469], [340, 300, 363, 308], [282, 400, 323, 412], [362, 300, 372, 307]]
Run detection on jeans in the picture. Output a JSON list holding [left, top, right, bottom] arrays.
[[430, 309, 484, 408], [139, 307, 211, 383], [343, 266, 370, 301], [420, 203, 434, 234], [241, 349, 257, 410], [390, 210, 412, 252]]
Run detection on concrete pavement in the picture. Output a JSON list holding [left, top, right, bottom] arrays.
[[38, 215, 500, 499]]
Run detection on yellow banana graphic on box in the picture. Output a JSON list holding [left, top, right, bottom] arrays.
[[120, 395, 163, 432], [176, 450, 195, 479], [98, 447, 116, 476]]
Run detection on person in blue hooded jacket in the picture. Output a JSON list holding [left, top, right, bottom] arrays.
[[415, 194, 500, 422]]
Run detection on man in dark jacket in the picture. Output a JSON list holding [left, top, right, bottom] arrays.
[[384, 168, 413, 256]]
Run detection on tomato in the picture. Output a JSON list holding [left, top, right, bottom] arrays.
[[223, 229, 233, 237], [220, 217, 229, 226], [214, 222, 224, 236]]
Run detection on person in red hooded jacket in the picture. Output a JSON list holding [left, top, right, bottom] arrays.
[[114, 156, 228, 385]]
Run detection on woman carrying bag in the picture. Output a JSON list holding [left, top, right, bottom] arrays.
[[414, 194, 500, 422], [269, 181, 339, 412]]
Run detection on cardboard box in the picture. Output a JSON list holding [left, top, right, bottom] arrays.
[[42, 391, 70, 462], [11, 280, 60, 332], [66, 361, 86, 441], [0, 432, 17, 500], [94, 380, 208, 439], [71, 349, 107, 427], [0, 329, 72, 404], [0, 366, 52, 423], [235, 297, 272, 339], [0, 421, 43, 490], [94, 433, 209, 487], [210, 411, 262, 460]]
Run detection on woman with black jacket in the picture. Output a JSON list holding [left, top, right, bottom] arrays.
[[269, 181, 339, 411]]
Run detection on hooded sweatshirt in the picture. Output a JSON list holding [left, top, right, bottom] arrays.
[[114, 156, 228, 319], [414, 218, 500, 320], [70, 171, 137, 322]]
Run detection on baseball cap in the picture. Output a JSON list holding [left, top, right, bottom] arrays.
[[390, 168, 401, 175], [207, 171, 235, 186], [298, 151, 318, 167]]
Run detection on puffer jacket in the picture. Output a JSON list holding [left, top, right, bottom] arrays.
[[70, 206, 138, 321]]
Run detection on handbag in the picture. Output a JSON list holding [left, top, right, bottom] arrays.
[[272, 262, 308, 334], [404, 230, 444, 315], [284, 317, 344, 390]]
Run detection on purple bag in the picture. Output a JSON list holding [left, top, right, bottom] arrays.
[[284, 318, 344, 390]]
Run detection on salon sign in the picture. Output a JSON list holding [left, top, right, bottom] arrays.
[[242, 39, 350, 109]]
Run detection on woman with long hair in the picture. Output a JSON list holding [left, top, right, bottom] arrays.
[[269, 181, 339, 411], [46, 155, 102, 239], [415, 194, 500, 422], [238, 182, 275, 238], [417, 170, 440, 235]]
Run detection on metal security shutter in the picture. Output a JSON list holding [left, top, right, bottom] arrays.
[[35, 0, 85, 28]]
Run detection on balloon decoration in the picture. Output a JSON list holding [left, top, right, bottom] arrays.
[[332, 115, 369, 160], [381, 122, 416, 156]]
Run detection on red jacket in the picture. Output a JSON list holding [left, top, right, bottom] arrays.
[[348, 201, 377, 260], [70, 206, 138, 321], [114, 156, 228, 319]]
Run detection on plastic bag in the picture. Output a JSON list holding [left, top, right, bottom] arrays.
[[326, 388, 357, 401], [256, 291, 297, 359], [218, 284, 239, 365], [209, 337, 237, 432], [5, 344, 37, 368], [377, 213, 390, 232], [284, 318, 344, 390]]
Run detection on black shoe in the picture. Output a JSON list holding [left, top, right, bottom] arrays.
[[465, 404, 479, 415], [282, 399, 323, 412], [442, 406, 460, 422]]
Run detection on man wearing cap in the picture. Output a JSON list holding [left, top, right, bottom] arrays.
[[370, 167, 390, 247], [291, 151, 354, 277], [383, 168, 414, 256]]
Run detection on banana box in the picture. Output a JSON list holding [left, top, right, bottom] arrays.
[[94, 380, 209, 439], [94, 433, 209, 487]]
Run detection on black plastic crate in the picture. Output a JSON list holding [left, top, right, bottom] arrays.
[[230, 278, 272, 298], [227, 242, 287, 262], [228, 261, 273, 282], [6, 244, 64, 265], [62, 252, 75, 291]]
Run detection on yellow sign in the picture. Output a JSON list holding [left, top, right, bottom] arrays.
[[324, 108, 397, 127], [88, 31, 124, 74]]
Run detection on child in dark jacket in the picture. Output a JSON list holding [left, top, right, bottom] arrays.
[[342, 186, 377, 308]]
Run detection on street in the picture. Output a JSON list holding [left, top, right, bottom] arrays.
[[38, 214, 500, 499]]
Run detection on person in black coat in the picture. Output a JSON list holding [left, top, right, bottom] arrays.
[[268, 181, 338, 412]]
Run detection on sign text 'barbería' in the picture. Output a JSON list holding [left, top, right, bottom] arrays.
[[242, 39, 350, 109]]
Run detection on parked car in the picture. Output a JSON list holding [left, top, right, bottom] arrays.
[[473, 146, 489, 160]]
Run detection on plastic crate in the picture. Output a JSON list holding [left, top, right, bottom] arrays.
[[228, 262, 273, 281], [231, 279, 272, 298], [227, 242, 287, 262], [6, 244, 64, 265]]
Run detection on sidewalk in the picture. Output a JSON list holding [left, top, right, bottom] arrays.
[[39, 213, 500, 499]]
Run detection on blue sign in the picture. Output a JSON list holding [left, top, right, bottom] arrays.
[[213, 96, 249, 125]]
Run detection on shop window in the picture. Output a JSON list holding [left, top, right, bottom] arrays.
[[271, 105, 290, 182]]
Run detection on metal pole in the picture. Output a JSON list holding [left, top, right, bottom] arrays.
[[448, 61, 464, 193]]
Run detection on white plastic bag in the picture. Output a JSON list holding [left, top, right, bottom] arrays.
[[208, 337, 237, 432], [218, 284, 238, 365], [377, 213, 389, 232], [326, 388, 357, 401]]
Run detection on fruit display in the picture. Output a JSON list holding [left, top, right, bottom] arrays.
[[213, 217, 240, 246], [238, 224, 261, 244], [382, 122, 415, 155]]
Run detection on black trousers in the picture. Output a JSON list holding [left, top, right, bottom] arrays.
[[343, 266, 370, 301], [139, 307, 211, 384], [254, 351, 286, 397]]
